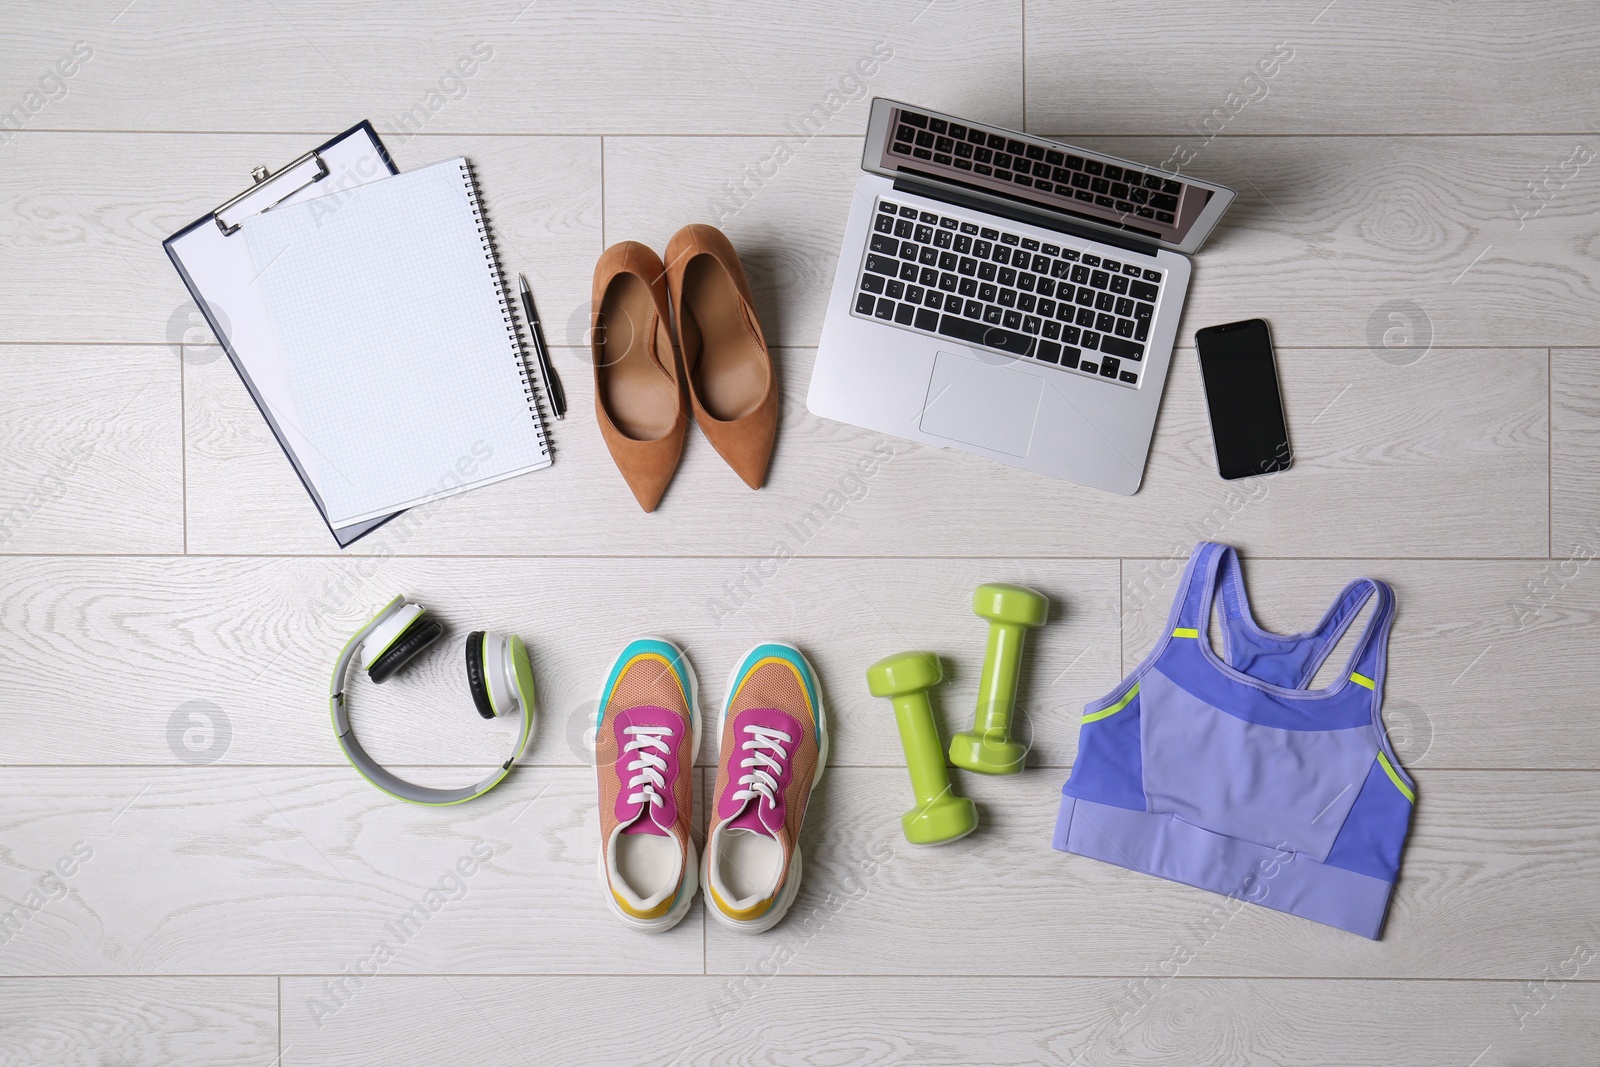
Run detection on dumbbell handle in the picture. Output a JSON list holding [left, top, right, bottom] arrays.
[[889, 690, 955, 803], [976, 621, 1027, 736]]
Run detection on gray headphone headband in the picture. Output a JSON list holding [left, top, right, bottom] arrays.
[[330, 596, 534, 806]]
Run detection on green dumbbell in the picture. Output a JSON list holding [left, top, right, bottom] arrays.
[[867, 652, 979, 846], [948, 583, 1049, 775]]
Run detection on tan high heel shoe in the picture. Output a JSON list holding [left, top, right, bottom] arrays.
[[664, 224, 778, 490], [591, 241, 688, 512]]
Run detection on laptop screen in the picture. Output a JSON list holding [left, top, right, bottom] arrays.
[[863, 99, 1235, 256]]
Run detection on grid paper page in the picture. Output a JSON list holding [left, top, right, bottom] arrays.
[[242, 158, 549, 526]]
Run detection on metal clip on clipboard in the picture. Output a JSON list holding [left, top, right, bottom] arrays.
[[213, 150, 331, 235]]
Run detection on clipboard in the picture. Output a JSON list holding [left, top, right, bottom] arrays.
[[163, 121, 402, 547]]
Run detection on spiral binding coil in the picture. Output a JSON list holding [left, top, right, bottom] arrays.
[[460, 159, 550, 453]]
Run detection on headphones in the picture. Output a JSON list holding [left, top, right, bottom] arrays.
[[330, 595, 535, 805]]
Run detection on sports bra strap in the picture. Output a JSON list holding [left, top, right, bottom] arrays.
[[1172, 543, 1396, 693]]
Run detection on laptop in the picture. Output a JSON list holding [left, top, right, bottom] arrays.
[[807, 99, 1235, 495]]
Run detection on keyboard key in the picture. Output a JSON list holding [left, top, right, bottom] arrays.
[[939, 250, 958, 270], [901, 262, 920, 282], [1037, 279, 1056, 297], [1156, 211, 1175, 223], [1000, 232, 1020, 245], [1134, 319, 1149, 342], [968, 128, 987, 144], [935, 136, 954, 153], [874, 214, 895, 234], [1115, 296, 1135, 317], [1130, 280, 1159, 302], [980, 227, 999, 239], [945, 294, 962, 312], [996, 170, 1013, 182], [887, 279, 905, 299], [1038, 298, 1057, 317], [963, 299, 982, 318], [998, 267, 1017, 286], [1063, 326, 1081, 345], [924, 288, 944, 307], [978, 283, 998, 302], [1100, 356, 1121, 378], [870, 235, 898, 255], [1123, 264, 1142, 276], [1022, 314, 1042, 333], [955, 234, 972, 254], [998, 289, 1017, 308], [983, 305, 1003, 324], [1103, 260, 1121, 272], [1076, 288, 1095, 307], [1096, 312, 1116, 333], [855, 292, 875, 314], [894, 302, 915, 325], [1003, 310, 1022, 329], [875, 298, 895, 320], [1061, 347, 1081, 368], [1133, 300, 1153, 321], [1084, 159, 1103, 176], [860, 273, 885, 294], [1007, 139, 1026, 155], [1018, 293, 1036, 312], [939, 315, 1038, 357], [899, 205, 918, 218], [1071, 265, 1090, 284], [1144, 174, 1163, 190], [1099, 336, 1144, 361], [916, 131, 935, 149], [1096, 292, 1115, 312], [960, 221, 979, 234], [1081, 360, 1098, 374], [901, 111, 927, 128], [928, 117, 946, 134], [1076, 308, 1096, 327], [920, 211, 939, 224], [920, 266, 938, 285], [898, 242, 918, 261], [1043, 320, 1062, 340], [1114, 318, 1135, 338], [974, 240, 993, 258], [894, 218, 913, 238], [1037, 341, 1061, 364], [975, 163, 992, 175], [1143, 268, 1162, 282], [1091, 270, 1110, 289], [1082, 330, 1101, 350], [939, 272, 958, 291], [1021, 237, 1040, 251], [1031, 254, 1051, 273], [866, 254, 897, 275], [915, 307, 940, 331], [1017, 274, 1036, 293], [1081, 253, 1101, 267], [907, 284, 925, 303], [949, 123, 967, 139], [993, 247, 1011, 265], [919, 247, 939, 266], [978, 261, 996, 281], [958, 277, 977, 296], [1120, 370, 1139, 383], [938, 216, 958, 230], [915, 224, 934, 243], [934, 154, 952, 165]]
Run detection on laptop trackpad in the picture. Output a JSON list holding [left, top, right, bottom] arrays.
[[918, 351, 1042, 457]]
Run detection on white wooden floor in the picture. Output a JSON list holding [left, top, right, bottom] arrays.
[[3, 2, 1600, 1064]]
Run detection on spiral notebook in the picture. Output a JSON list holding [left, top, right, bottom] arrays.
[[241, 157, 550, 527]]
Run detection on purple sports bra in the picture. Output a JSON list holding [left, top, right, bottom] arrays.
[[1054, 542, 1415, 939]]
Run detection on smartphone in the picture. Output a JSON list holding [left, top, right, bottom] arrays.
[[1194, 318, 1292, 480]]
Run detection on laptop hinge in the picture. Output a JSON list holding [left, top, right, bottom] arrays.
[[892, 174, 1162, 259]]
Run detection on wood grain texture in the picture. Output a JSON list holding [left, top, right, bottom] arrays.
[[1023, 0, 1600, 135], [278, 974, 1600, 1067], [0, 345, 182, 554], [0, 1, 1020, 135], [0, 133, 600, 346], [1553, 349, 1600, 555], [181, 344, 1546, 558], [0, 555, 1120, 768], [704, 768, 1600, 980], [1120, 557, 1600, 770], [0, 765, 1594, 980], [0, 977, 277, 1067], [0, 767, 702, 976]]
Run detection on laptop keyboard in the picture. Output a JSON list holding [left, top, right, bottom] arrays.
[[853, 197, 1162, 387]]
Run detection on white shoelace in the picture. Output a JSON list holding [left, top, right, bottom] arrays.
[[622, 725, 674, 811], [732, 724, 793, 811]]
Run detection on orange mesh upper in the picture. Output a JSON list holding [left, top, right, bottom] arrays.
[[711, 656, 820, 860], [594, 652, 694, 903]]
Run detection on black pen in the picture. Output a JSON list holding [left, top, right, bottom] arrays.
[[517, 274, 566, 421]]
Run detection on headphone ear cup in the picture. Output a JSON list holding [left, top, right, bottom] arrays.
[[367, 617, 443, 684], [464, 631, 496, 719]]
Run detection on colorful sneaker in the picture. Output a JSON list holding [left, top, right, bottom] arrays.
[[593, 638, 700, 932], [704, 643, 827, 932]]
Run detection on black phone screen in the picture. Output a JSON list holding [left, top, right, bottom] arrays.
[[1194, 318, 1292, 480]]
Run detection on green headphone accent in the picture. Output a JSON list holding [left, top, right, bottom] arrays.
[[330, 596, 535, 805]]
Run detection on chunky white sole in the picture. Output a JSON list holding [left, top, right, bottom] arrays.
[[704, 644, 829, 934], [593, 637, 702, 934]]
